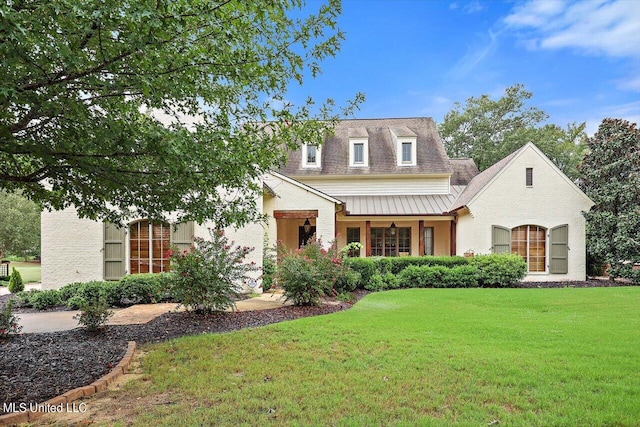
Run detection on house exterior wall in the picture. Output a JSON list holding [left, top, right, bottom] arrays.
[[296, 176, 450, 196], [41, 207, 104, 289], [456, 145, 593, 281], [262, 174, 337, 251], [41, 198, 265, 292]]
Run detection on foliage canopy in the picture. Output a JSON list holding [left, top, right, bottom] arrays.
[[0, 0, 362, 225], [0, 190, 41, 259], [579, 118, 640, 279], [439, 84, 586, 179]]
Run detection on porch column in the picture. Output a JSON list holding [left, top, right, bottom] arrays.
[[365, 220, 371, 257], [450, 217, 457, 256], [418, 220, 424, 256]]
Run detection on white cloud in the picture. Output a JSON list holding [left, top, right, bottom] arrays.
[[504, 0, 640, 59], [463, 1, 485, 14], [449, 29, 498, 78]]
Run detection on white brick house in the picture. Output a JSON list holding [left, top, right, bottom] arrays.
[[41, 117, 594, 289]]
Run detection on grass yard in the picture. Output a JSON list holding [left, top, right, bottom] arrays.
[[0, 261, 41, 284], [117, 288, 639, 426]]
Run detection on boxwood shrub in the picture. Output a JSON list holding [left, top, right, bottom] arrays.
[[468, 254, 527, 287]]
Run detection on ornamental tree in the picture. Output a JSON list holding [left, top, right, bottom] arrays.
[[579, 118, 640, 280], [0, 0, 362, 226]]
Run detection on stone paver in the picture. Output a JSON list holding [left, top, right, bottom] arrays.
[[14, 291, 291, 334]]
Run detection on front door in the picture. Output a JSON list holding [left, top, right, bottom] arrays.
[[298, 226, 317, 248]]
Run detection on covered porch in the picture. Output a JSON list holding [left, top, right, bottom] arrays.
[[336, 215, 456, 257]]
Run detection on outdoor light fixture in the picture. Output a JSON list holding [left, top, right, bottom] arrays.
[[304, 218, 312, 233], [390, 221, 396, 236]]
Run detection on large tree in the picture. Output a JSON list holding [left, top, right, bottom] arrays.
[[0, 0, 362, 226], [438, 84, 586, 179], [579, 118, 640, 281], [0, 190, 41, 259]]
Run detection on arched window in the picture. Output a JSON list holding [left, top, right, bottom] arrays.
[[129, 220, 171, 274], [511, 225, 546, 272]]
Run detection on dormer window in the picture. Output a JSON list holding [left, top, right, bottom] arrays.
[[396, 138, 417, 166], [349, 137, 369, 167], [303, 144, 321, 168]]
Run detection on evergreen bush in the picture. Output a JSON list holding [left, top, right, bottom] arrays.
[[469, 254, 527, 287], [8, 267, 24, 293]]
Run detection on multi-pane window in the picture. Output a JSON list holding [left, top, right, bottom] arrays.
[[346, 227, 361, 257], [353, 143, 364, 164], [424, 227, 434, 256], [130, 220, 170, 274], [512, 225, 546, 272], [401, 142, 412, 163], [371, 227, 411, 256], [306, 145, 317, 164]]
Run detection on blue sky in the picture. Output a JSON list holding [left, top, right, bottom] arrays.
[[286, 0, 640, 135]]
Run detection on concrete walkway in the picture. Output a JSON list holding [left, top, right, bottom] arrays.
[[15, 291, 291, 334]]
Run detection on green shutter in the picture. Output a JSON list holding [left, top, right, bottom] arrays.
[[550, 224, 569, 274], [172, 221, 194, 253], [104, 222, 126, 280], [492, 225, 511, 254]]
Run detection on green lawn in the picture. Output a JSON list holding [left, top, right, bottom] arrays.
[[122, 288, 639, 426], [0, 261, 40, 284]]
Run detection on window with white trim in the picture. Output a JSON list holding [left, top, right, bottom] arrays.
[[396, 138, 417, 166], [349, 137, 369, 167], [303, 144, 321, 168]]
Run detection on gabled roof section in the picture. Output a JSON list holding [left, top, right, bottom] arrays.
[[449, 158, 479, 185], [448, 142, 593, 212], [265, 171, 343, 205], [279, 117, 452, 177], [448, 145, 527, 212]]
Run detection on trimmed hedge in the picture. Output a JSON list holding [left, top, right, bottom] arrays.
[[345, 256, 470, 288], [15, 273, 176, 311], [346, 254, 527, 291], [468, 254, 527, 287]]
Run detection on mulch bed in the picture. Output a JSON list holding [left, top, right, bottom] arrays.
[[0, 294, 362, 412], [0, 281, 633, 412]]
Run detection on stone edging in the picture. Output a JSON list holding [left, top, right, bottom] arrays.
[[0, 341, 137, 426]]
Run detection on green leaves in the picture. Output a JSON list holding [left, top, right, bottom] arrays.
[[438, 84, 586, 180], [579, 119, 640, 279], [1, 0, 361, 225]]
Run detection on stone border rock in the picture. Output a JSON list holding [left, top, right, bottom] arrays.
[[0, 341, 136, 426]]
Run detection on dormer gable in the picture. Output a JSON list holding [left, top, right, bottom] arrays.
[[348, 127, 369, 167], [390, 127, 417, 166]]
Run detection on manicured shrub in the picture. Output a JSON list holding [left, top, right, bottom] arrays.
[[446, 265, 480, 288], [0, 300, 22, 337], [469, 254, 527, 287], [344, 258, 377, 288], [30, 289, 62, 310], [334, 269, 361, 293], [114, 273, 171, 306], [382, 272, 400, 289], [277, 238, 343, 306], [66, 295, 87, 310], [396, 264, 479, 288], [8, 267, 24, 293], [169, 228, 258, 313], [385, 256, 469, 275], [365, 274, 386, 292], [73, 296, 113, 332]]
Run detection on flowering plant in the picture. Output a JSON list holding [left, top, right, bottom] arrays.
[[0, 300, 23, 338], [168, 228, 259, 313], [276, 238, 344, 306]]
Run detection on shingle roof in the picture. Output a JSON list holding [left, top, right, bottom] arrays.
[[448, 146, 524, 212], [279, 117, 452, 176], [449, 158, 479, 185], [339, 186, 465, 216]]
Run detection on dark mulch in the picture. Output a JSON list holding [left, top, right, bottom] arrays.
[[0, 293, 365, 413], [0, 280, 633, 413]]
